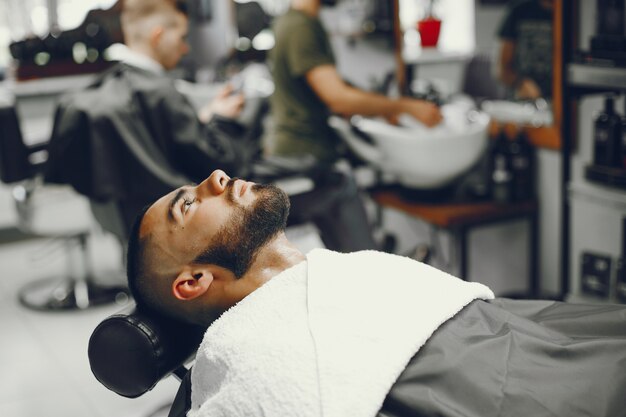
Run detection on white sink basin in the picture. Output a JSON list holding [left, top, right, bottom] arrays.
[[330, 102, 490, 189]]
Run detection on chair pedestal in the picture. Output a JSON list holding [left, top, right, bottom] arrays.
[[19, 276, 129, 311], [1, 104, 131, 311], [18, 232, 130, 311]]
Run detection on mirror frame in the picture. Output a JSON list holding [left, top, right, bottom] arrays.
[[392, 0, 562, 150]]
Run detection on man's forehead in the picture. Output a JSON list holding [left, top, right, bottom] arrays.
[[139, 207, 153, 238], [138, 191, 172, 239], [139, 184, 200, 248], [138, 195, 188, 276]]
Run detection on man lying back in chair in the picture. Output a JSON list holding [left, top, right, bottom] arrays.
[[127, 169, 626, 417]]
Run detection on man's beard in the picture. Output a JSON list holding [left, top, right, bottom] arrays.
[[193, 180, 290, 278]]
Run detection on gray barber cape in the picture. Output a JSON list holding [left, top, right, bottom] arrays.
[[378, 298, 626, 417]]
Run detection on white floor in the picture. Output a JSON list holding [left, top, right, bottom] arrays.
[[0, 233, 181, 417]]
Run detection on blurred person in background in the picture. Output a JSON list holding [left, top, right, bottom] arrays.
[[497, 0, 554, 100], [269, 0, 443, 165]]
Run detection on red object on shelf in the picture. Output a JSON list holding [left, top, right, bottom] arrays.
[[417, 17, 442, 48]]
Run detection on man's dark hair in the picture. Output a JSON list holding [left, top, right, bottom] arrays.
[[126, 204, 156, 312]]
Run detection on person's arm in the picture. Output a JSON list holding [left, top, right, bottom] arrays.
[[516, 78, 542, 99], [305, 65, 442, 127], [159, 89, 248, 181], [198, 84, 245, 124]]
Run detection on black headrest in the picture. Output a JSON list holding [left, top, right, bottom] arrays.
[[88, 303, 205, 398]]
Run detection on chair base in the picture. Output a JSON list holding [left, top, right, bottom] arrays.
[[18, 276, 130, 311]]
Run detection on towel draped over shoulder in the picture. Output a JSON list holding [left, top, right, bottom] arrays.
[[189, 249, 494, 417]]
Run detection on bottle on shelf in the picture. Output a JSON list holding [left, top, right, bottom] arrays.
[[596, 0, 625, 37], [593, 95, 622, 168], [490, 131, 513, 204], [509, 131, 536, 202]]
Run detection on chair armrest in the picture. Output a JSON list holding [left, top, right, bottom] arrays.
[[88, 303, 205, 398]]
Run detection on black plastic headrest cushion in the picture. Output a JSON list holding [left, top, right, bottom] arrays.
[[88, 303, 205, 398]]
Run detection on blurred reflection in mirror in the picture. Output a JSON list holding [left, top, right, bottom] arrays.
[[497, 0, 554, 100]]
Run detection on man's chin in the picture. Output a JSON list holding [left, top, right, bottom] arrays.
[[253, 184, 290, 219]]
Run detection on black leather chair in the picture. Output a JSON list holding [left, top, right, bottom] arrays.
[[89, 304, 202, 417], [0, 105, 47, 183], [0, 103, 129, 310]]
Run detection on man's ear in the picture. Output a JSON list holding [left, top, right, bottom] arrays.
[[149, 26, 164, 48], [172, 267, 214, 301]]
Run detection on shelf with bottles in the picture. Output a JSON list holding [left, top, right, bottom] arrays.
[[6, 73, 97, 97], [568, 63, 626, 91], [586, 94, 626, 191], [567, 0, 626, 93]]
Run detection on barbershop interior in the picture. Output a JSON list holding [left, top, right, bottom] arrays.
[[1, 0, 626, 416]]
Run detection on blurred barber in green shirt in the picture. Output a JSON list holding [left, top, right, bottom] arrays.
[[270, 0, 443, 166]]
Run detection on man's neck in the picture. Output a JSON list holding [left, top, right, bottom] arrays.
[[291, 0, 320, 17], [243, 233, 306, 286]]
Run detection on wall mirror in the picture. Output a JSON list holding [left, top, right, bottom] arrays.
[[392, 0, 562, 149]]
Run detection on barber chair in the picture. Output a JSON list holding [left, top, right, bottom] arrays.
[[89, 304, 203, 417], [0, 103, 128, 310]]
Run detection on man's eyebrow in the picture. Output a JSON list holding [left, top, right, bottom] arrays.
[[168, 187, 189, 222]]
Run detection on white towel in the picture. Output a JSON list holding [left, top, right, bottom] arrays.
[[307, 249, 494, 417], [188, 249, 494, 417]]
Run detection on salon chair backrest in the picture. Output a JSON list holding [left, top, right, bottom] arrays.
[[43, 70, 190, 237], [0, 105, 44, 183], [88, 303, 205, 398]]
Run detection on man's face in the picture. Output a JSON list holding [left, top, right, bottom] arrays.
[[154, 11, 190, 70], [140, 170, 290, 280]]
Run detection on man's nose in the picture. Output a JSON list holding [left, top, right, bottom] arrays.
[[199, 170, 230, 196]]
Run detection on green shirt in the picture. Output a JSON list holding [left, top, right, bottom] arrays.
[[269, 9, 341, 164]]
